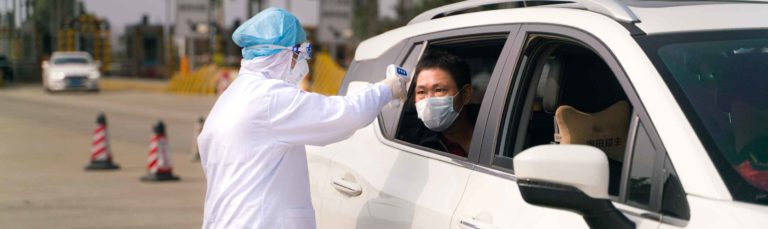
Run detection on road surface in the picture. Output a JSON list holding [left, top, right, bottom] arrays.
[[0, 85, 218, 228]]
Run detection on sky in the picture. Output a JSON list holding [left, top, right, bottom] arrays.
[[79, 0, 399, 38]]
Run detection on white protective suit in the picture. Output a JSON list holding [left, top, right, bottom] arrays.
[[198, 50, 392, 228]]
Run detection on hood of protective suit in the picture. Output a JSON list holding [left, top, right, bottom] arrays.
[[239, 50, 294, 83], [233, 7, 306, 60]]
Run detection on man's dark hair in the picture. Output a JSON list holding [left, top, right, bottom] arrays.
[[415, 49, 471, 89]]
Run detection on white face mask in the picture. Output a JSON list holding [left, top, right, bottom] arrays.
[[415, 92, 463, 132], [287, 59, 309, 85]]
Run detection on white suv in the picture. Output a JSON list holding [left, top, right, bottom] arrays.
[[307, 0, 768, 228]]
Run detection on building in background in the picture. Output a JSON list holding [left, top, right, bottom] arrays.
[[0, 0, 440, 82], [122, 15, 166, 78], [0, 0, 114, 82], [317, 0, 352, 66], [175, 0, 211, 73], [58, 14, 111, 73]]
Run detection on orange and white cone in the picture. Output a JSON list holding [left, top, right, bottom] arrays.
[[140, 121, 179, 181], [191, 116, 205, 161], [85, 113, 120, 170]]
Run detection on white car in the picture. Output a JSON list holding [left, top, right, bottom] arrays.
[[42, 52, 101, 92], [307, 0, 768, 228]]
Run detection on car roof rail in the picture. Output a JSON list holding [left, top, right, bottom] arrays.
[[408, 0, 640, 25]]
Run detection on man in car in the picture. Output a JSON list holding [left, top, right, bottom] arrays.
[[413, 49, 475, 157]]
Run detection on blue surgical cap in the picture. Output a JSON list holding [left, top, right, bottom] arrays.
[[233, 7, 307, 60]]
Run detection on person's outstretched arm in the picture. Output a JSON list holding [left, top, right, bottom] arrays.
[[267, 81, 398, 146]]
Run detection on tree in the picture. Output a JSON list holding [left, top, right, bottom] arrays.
[[352, 0, 463, 42]]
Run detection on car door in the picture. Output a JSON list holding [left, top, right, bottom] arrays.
[[309, 36, 410, 228], [317, 25, 519, 229], [452, 24, 687, 229]]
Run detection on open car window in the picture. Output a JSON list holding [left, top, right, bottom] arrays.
[[394, 34, 508, 158]]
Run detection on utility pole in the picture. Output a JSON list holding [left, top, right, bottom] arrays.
[[286, 0, 291, 13], [165, 0, 172, 77], [208, 0, 215, 61]]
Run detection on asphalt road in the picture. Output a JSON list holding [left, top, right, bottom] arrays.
[[0, 85, 218, 228]]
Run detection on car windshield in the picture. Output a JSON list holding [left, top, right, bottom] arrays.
[[53, 57, 91, 65], [638, 29, 768, 205]]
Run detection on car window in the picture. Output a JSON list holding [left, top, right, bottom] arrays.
[[498, 36, 632, 171], [54, 57, 91, 65], [498, 36, 634, 195], [637, 30, 768, 206], [627, 121, 657, 207], [379, 43, 424, 136], [495, 32, 691, 216], [394, 35, 508, 158], [661, 155, 690, 220]]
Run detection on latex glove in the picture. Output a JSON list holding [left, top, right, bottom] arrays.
[[378, 74, 406, 101]]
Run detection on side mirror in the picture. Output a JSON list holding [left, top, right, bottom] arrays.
[[514, 145, 634, 229], [42, 61, 49, 69]]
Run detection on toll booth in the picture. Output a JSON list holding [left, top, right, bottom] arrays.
[[123, 16, 168, 78], [57, 14, 112, 73]]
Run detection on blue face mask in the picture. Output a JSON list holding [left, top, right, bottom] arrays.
[[415, 91, 463, 132]]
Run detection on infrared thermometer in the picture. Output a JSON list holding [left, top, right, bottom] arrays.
[[386, 64, 409, 80], [385, 64, 409, 108]]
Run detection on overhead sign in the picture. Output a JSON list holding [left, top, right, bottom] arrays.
[[176, 0, 210, 38]]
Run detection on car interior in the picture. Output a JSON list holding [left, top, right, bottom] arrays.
[[395, 35, 507, 157], [513, 40, 632, 195]]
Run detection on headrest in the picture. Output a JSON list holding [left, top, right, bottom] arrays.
[[470, 72, 491, 104], [537, 57, 564, 113], [555, 101, 631, 161]]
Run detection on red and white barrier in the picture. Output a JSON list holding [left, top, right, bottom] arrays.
[[85, 113, 120, 170], [140, 121, 179, 181]]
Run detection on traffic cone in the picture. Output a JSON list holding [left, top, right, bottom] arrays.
[[85, 113, 120, 170], [140, 121, 180, 182], [191, 116, 205, 161]]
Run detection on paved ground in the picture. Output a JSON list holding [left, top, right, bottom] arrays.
[[0, 85, 218, 228]]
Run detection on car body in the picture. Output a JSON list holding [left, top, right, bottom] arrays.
[[307, 0, 768, 228], [42, 52, 101, 92]]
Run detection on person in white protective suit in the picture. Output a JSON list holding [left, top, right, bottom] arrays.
[[196, 7, 405, 229]]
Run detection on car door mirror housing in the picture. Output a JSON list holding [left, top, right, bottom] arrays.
[[513, 145, 634, 229], [514, 144, 609, 199]]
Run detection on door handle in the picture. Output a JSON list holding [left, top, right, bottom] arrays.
[[459, 217, 498, 229], [331, 176, 362, 196]]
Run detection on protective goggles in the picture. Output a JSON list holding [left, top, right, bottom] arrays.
[[245, 42, 312, 61]]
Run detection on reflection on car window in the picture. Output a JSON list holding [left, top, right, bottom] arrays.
[[641, 30, 768, 205], [627, 122, 656, 207], [661, 156, 690, 220], [395, 36, 506, 157]]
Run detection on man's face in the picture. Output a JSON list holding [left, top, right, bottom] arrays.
[[415, 68, 459, 103], [415, 68, 472, 112]]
